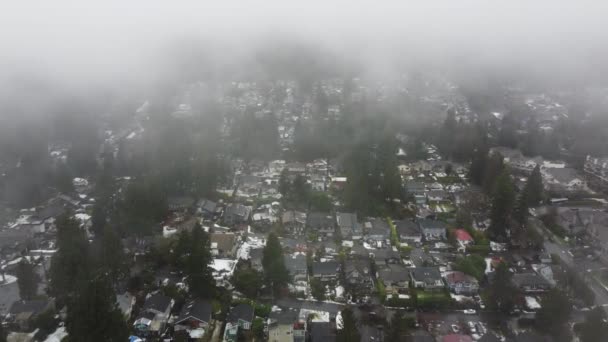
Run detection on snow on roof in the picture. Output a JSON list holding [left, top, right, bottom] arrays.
[[525, 296, 541, 310], [44, 327, 68, 342]]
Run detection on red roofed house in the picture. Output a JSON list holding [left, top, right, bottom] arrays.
[[455, 229, 474, 245]]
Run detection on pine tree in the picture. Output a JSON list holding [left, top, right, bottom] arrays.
[[487, 262, 516, 314], [186, 224, 215, 298], [0, 322, 6, 342], [49, 214, 91, 300], [337, 307, 360, 342], [386, 310, 409, 342], [278, 168, 291, 198], [536, 288, 572, 337], [65, 275, 129, 342], [97, 226, 127, 283], [16, 259, 38, 300], [525, 165, 544, 206], [468, 145, 488, 186], [482, 152, 505, 194], [513, 188, 529, 243], [579, 307, 608, 342], [488, 168, 515, 241], [262, 232, 289, 294]]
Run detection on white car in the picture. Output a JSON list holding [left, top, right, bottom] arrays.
[[464, 309, 476, 314]]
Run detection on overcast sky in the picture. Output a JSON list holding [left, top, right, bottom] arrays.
[[1, 1, 607, 88]]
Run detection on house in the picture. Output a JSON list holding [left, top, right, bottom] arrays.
[[454, 229, 474, 245], [197, 199, 219, 219], [249, 248, 264, 272], [223, 203, 251, 226], [116, 291, 136, 320], [377, 264, 410, 294], [284, 254, 308, 282], [306, 212, 335, 238], [210, 232, 238, 258], [343, 259, 373, 297], [405, 182, 426, 196], [268, 308, 298, 342], [427, 189, 448, 202], [174, 299, 212, 334], [512, 273, 551, 293], [133, 293, 174, 335], [394, 220, 422, 244], [7, 299, 55, 330], [168, 196, 196, 212], [444, 271, 479, 295], [542, 167, 586, 193], [282, 210, 307, 235], [227, 303, 254, 330], [336, 212, 362, 240], [410, 267, 444, 291], [418, 219, 447, 240], [369, 248, 401, 266], [365, 218, 391, 244], [311, 261, 340, 282]]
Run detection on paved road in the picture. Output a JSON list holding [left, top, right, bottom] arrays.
[[276, 298, 345, 314], [529, 218, 608, 315]]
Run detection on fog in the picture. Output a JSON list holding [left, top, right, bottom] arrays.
[[1, 0, 607, 93]]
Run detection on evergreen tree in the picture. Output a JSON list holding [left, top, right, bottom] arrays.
[[185, 224, 215, 298], [525, 165, 544, 206], [438, 108, 457, 159], [488, 168, 515, 241], [0, 324, 5, 342], [262, 233, 289, 294], [536, 288, 572, 337], [278, 168, 291, 198], [487, 262, 516, 314], [96, 226, 127, 282], [578, 307, 608, 342], [468, 145, 488, 186], [337, 307, 360, 342], [386, 310, 409, 342], [310, 278, 325, 301], [49, 214, 91, 301], [16, 259, 38, 300], [482, 152, 505, 194], [65, 275, 129, 342], [90, 201, 107, 237], [231, 267, 263, 299]]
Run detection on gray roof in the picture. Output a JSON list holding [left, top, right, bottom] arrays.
[[167, 196, 195, 209], [410, 267, 442, 283], [227, 303, 254, 324], [312, 261, 340, 276], [197, 199, 217, 213], [377, 264, 410, 283], [175, 299, 212, 324], [9, 299, 52, 315], [417, 219, 447, 231], [512, 273, 550, 287], [143, 293, 172, 313], [284, 254, 307, 273], [306, 212, 335, 229], [545, 167, 582, 184], [394, 220, 421, 237], [225, 203, 250, 218], [336, 212, 357, 229]]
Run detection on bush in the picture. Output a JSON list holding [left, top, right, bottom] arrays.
[[467, 244, 491, 256]]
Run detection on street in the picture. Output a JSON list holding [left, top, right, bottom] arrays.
[[529, 218, 608, 315]]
